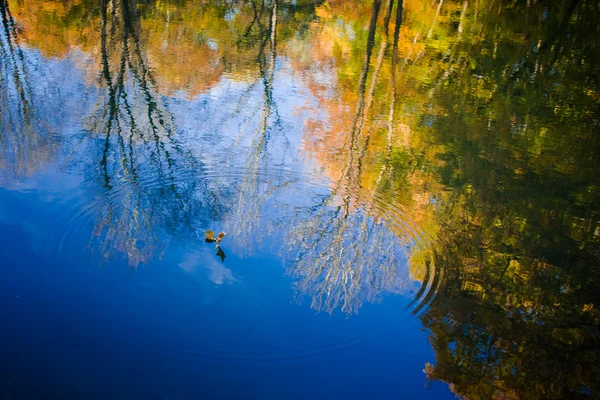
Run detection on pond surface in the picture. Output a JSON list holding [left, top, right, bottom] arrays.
[[1, 0, 599, 399]]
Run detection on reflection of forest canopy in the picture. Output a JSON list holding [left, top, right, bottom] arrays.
[[9, 0, 323, 96], [6, 0, 600, 396], [291, 0, 600, 397], [0, 0, 56, 182], [415, 0, 600, 396]]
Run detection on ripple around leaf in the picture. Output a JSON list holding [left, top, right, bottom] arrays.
[[48, 163, 438, 315]]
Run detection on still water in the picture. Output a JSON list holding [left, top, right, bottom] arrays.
[[1, 0, 599, 398]]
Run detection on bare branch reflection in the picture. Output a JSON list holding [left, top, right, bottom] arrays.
[[285, 0, 412, 314], [84, 0, 216, 266], [0, 0, 55, 182], [223, 0, 296, 255]]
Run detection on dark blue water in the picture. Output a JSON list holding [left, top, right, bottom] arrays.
[[0, 185, 451, 399]]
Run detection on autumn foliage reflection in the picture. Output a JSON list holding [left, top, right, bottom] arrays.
[[0, 0, 56, 183], [290, 0, 600, 396], [283, 0, 416, 314], [5, 0, 600, 396]]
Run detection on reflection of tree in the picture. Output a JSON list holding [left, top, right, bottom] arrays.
[[419, 201, 600, 399], [0, 0, 30, 123], [8, 0, 325, 97], [85, 0, 216, 266], [409, 1, 600, 397], [285, 0, 412, 314], [223, 0, 300, 255], [4, 5, 599, 397], [0, 0, 54, 181], [288, 0, 600, 394]]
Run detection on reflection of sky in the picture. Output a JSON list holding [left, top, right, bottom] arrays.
[[1, 42, 415, 303], [0, 44, 453, 399], [180, 249, 235, 285], [173, 65, 316, 173], [0, 46, 91, 184]]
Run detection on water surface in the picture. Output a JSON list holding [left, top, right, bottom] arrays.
[[1, 0, 599, 399]]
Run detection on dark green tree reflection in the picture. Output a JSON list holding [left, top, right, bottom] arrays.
[[410, 0, 600, 398]]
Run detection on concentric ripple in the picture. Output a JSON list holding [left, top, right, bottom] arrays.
[[48, 161, 442, 325]]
